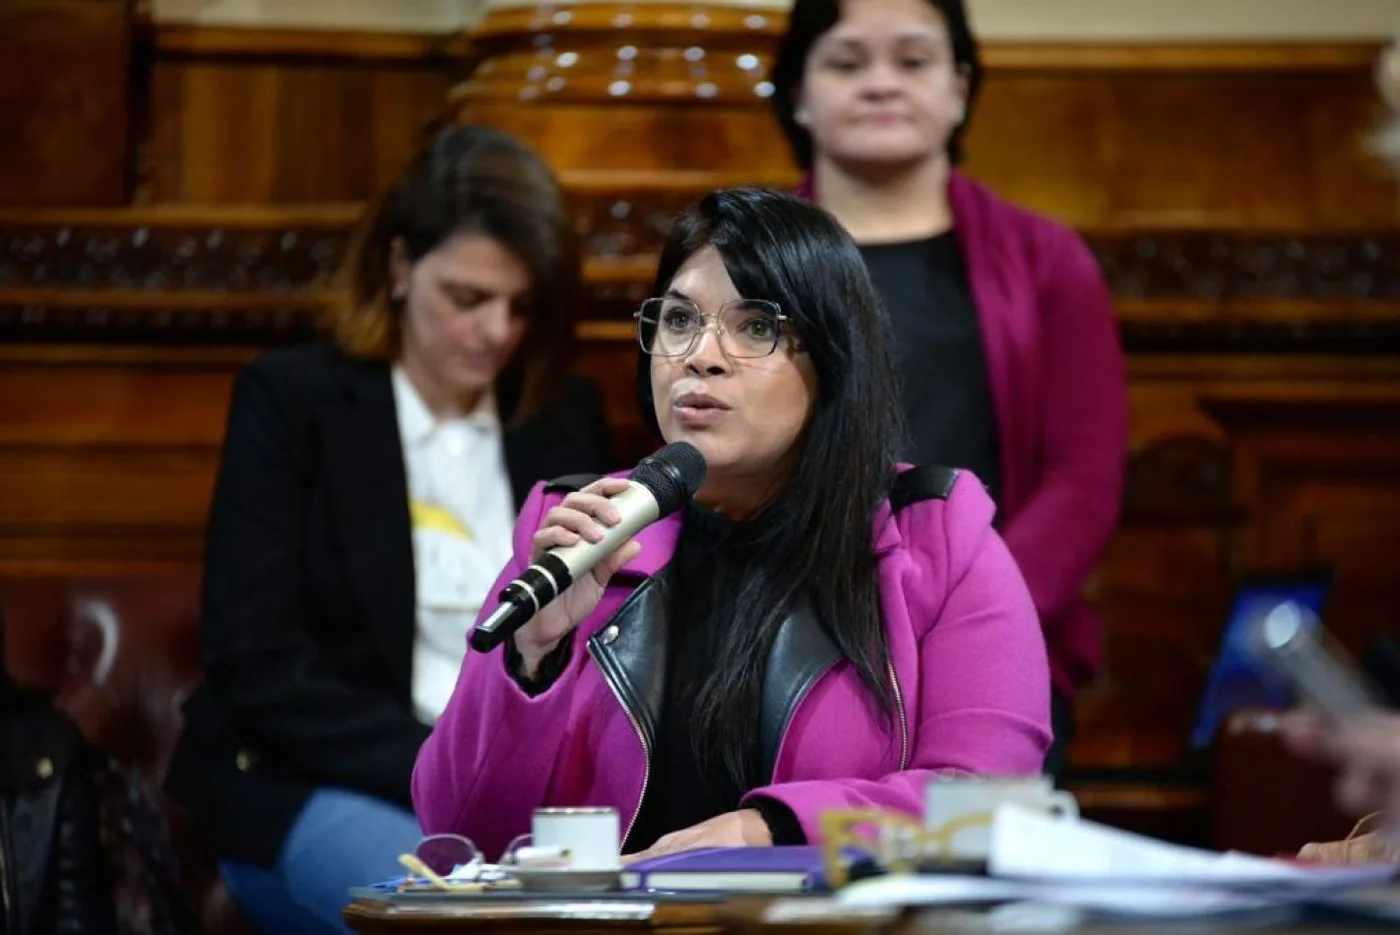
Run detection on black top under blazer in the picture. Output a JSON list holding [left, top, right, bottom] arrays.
[[164, 341, 613, 867]]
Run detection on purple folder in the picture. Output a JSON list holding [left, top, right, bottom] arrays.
[[621, 846, 825, 893]]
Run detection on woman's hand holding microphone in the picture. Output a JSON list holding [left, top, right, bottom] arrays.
[[512, 477, 642, 678]]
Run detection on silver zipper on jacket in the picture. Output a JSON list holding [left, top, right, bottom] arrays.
[[587, 643, 651, 847], [767, 660, 909, 778], [767, 663, 837, 782], [888, 659, 910, 771]]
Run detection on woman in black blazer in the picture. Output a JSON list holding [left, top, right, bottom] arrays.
[[165, 126, 612, 935]]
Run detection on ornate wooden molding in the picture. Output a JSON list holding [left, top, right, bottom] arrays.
[[0, 296, 326, 345], [7, 208, 1397, 296], [1095, 233, 1400, 302], [3, 209, 1399, 350], [455, 3, 784, 108], [0, 212, 353, 292], [457, 5, 1384, 115], [144, 12, 1383, 74]]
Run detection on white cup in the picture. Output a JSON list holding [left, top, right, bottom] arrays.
[[923, 775, 1078, 860], [507, 807, 621, 871]]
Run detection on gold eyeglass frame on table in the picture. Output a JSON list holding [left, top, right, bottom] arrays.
[[819, 809, 997, 888]]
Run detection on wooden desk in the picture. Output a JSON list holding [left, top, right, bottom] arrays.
[[719, 900, 1399, 935], [345, 895, 1397, 935], [343, 895, 727, 935]]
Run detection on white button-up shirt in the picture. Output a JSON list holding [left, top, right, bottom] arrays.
[[392, 366, 514, 725]]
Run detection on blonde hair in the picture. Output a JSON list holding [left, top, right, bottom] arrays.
[[1375, 39, 1400, 171]]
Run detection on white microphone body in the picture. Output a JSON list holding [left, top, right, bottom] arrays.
[[469, 441, 707, 653], [535, 480, 660, 589]]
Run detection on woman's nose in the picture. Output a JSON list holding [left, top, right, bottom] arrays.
[[859, 61, 905, 97], [684, 324, 732, 375], [475, 299, 514, 345]]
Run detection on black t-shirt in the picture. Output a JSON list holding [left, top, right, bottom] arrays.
[[625, 504, 804, 852], [860, 232, 1002, 506], [626, 503, 746, 851]]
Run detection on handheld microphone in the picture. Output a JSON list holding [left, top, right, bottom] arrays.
[[468, 441, 707, 653]]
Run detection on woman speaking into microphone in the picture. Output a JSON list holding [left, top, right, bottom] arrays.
[[413, 188, 1051, 861]]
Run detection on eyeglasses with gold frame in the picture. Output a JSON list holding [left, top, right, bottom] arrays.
[[818, 808, 997, 888]]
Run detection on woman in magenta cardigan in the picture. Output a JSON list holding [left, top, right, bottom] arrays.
[[769, 0, 1128, 777], [413, 188, 1050, 860]]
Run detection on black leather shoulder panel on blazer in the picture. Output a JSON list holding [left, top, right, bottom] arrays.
[[757, 597, 842, 783], [889, 464, 961, 512]]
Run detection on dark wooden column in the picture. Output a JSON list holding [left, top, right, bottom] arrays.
[[0, 0, 135, 206]]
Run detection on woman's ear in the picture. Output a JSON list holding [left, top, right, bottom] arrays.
[[1378, 39, 1400, 109], [792, 84, 810, 126], [388, 236, 410, 302]]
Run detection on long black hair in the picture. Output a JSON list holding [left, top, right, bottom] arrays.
[[637, 188, 907, 785], [768, 0, 982, 169]]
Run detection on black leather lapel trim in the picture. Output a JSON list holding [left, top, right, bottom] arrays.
[[757, 597, 841, 782], [585, 565, 675, 754]]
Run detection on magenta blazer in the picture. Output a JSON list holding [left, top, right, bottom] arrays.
[[413, 470, 1051, 858], [802, 171, 1128, 696]]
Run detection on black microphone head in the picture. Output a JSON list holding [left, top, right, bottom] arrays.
[[631, 442, 707, 516]]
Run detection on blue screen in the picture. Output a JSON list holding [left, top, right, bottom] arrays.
[[1189, 579, 1331, 750]]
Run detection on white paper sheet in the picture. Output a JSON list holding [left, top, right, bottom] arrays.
[[835, 874, 1282, 918], [829, 805, 1396, 921], [987, 804, 1396, 889]]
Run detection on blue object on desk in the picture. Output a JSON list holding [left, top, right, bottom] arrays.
[[1190, 567, 1334, 751]]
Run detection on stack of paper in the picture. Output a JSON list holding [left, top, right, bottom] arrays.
[[987, 803, 1392, 888], [833, 804, 1396, 920]]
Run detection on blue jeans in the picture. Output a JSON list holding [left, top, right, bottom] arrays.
[[219, 788, 423, 935]]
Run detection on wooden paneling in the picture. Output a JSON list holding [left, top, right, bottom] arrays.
[[1077, 359, 1400, 769], [1210, 398, 1400, 658], [143, 25, 462, 203], [967, 70, 1399, 230], [967, 48, 1399, 230], [0, 346, 247, 573], [454, 7, 1398, 231], [129, 9, 1400, 225], [0, 0, 132, 206]]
